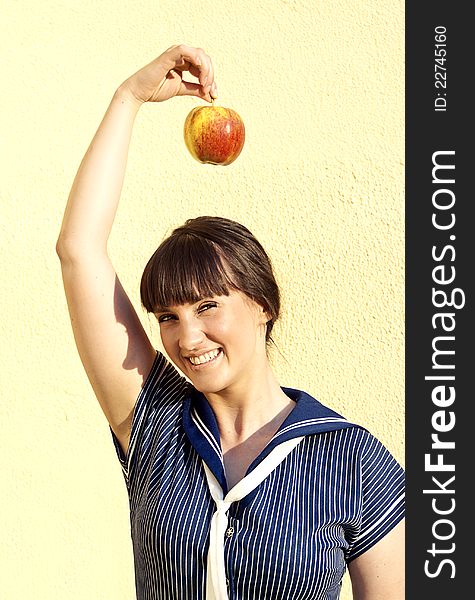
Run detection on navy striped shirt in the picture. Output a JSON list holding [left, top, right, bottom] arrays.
[[111, 351, 405, 599]]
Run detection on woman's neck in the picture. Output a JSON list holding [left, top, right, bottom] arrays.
[[205, 363, 296, 446]]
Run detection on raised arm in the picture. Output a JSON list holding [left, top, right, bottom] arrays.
[[56, 45, 217, 455]]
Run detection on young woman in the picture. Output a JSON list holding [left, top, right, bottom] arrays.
[[57, 44, 405, 600]]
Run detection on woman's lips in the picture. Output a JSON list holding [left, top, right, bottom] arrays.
[[187, 348, 223, 370]]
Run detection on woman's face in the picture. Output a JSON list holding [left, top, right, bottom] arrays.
[[155, 290, 269, 395]]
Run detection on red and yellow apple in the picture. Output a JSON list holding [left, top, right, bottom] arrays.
[[184, 105, 245, 166]]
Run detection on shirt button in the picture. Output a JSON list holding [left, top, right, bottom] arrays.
[[226, 526, 234, 538], [226, 578, 230, 588]]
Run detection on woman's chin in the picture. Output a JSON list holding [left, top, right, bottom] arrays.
[[190, 376, 227, 395]]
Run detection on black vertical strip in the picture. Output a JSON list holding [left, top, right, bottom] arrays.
[[406, 4, 471, 598]]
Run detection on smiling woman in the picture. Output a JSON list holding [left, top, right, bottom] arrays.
[[56, 43, 405, 600], [155, 291, 271, 396], [141, 215, 280, 345], [141, 216, 286, 402]]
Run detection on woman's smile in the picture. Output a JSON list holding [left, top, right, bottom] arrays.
[[186, 347, 224, 370], [156, 290, 269, 394]]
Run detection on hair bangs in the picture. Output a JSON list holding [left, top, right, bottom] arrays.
[[140, 233, 235, 313]]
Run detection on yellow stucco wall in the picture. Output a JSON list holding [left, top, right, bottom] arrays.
[[1, 1, 404, 598]]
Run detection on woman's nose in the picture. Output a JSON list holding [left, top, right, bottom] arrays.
[[177, 318, 205, 351]]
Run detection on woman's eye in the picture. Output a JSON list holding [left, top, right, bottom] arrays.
[[198, 302, 217, 313], [157, 314, 174, 323]]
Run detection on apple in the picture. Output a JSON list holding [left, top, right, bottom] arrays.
[[184, 105, 245, 166]]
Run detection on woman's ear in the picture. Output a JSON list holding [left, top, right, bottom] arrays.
[[246, 296, 270, 327], [258, 304, 271, 326]]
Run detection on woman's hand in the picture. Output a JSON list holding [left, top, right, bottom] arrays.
[[120, 44, 218, 105]]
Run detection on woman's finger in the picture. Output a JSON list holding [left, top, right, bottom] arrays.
[[177, 46, 214, 91], [204, 54, 214, 93], [187, 64, 201, 79], [178, 80, 213, 102], [184, 64, 218, 100], [197, 51, 214, 93], [171, 45, 206, 73], [165, 44, 217, 100]]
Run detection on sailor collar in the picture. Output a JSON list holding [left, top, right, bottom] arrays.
[[182, 385, 357, 496]]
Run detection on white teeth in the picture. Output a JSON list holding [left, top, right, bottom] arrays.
[[189, 349, 220, 365]]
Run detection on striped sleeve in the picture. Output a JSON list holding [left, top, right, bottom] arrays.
[[109, 350, 187, 485], [346, 432, 405, 562]]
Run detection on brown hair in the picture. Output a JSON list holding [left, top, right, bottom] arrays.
[[140, 216, 280, 343]]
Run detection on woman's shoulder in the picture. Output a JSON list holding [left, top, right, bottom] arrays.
[[284, 386, 366, 437], [289, 387, 403, 466]]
